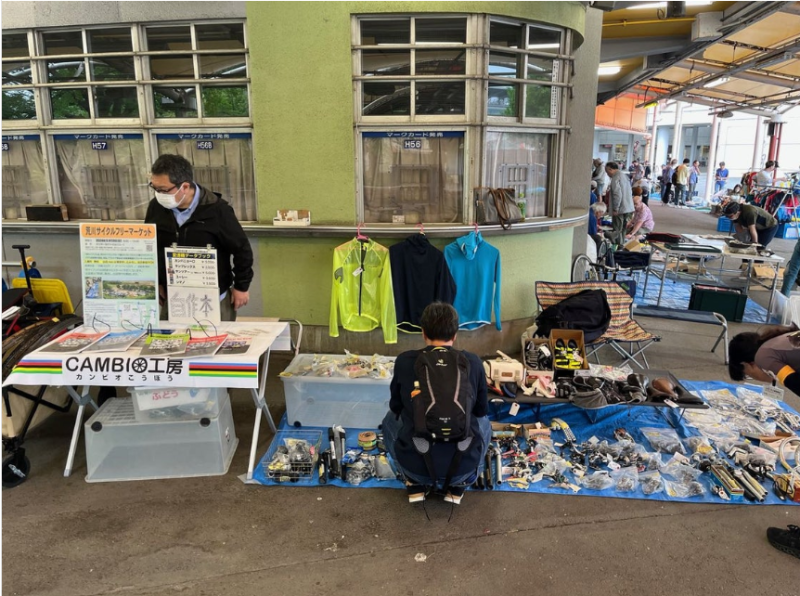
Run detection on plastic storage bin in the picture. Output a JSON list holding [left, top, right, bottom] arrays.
[[84, 395, 238, 482], [689, 283, 747, 322], [280, 354, 393, 428], [716, 217, 734, 233], [129, 386, 225, 423]]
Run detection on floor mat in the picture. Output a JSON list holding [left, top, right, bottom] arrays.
[[248, 381, 799, 506]]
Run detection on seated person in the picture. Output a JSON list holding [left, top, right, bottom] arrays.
[[723, 202, 780, 247], [626, 189, 654, 239], [729, 325, 800, 397], [590, 202, 607, 250], [382, 302, 491, 505]]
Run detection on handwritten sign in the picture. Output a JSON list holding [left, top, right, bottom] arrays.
[[167, 286, 221, 324]]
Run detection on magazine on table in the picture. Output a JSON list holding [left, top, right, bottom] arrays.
[[217, 335, 252, 356], [139, 333, 190, 357], [39, 331, 110, 354], [131, 328, 178, 349], [82, 330, 146, 353], [179, 334, 229, 359]]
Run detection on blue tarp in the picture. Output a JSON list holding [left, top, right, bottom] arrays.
[[251, 381, 798, 506]]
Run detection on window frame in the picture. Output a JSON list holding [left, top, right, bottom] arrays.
[[1, 21, 255, 221], [353, 14, 572, 224]]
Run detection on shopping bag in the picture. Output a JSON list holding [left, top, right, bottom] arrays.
[[475, 187, 524, 230]]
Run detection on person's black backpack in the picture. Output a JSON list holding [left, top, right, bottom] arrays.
[[535, 289, 612, 343], [411, 346, 475, 491], [671, 168, 680, 185]]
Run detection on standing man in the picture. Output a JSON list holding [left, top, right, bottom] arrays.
[[673, 158, 690, 206], [382, 302, 491, 505], [756, 160, 778, 188], [145, 154, 253, 321], [714, 161, 729, 194], [661, 160, 676, 205], [643, 160, 652, 180], [591, 158, 607, 200], [687, 159, 701, 203], [605, 161, 634, 245]]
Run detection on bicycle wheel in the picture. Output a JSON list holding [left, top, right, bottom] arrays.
[[572, 254, 599, 282]]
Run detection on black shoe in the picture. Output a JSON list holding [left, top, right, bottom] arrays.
[[406, 483, 427, 503], [443, 485, 466, 505], [767, 525, 800, 559]]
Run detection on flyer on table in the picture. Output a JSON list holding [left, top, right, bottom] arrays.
[[80, 223, 160, 329]]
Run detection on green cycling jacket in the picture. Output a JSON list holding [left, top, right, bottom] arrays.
[[330, 238, 397, 344]]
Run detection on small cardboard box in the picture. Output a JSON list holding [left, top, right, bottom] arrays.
[[550, 329, 589, 378], [273, 209, 311, 227], [623, 238, 643, 252]]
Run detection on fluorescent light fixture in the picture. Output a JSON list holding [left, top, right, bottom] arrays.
[[527, 43, 560, 50], [704, 76, 730, 88], [598, 65, 622, 76], [626, 1, 712, 8]]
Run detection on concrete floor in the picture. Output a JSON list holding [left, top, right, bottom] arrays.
[[3, 204, 800, 596]]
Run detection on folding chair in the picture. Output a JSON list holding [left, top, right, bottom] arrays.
[[535, 280, 661, 369]]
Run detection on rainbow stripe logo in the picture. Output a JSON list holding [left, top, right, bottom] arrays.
[[12, 359, 63, 374], [189, 362, 257, 378]]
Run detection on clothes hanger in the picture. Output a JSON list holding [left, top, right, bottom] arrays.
[[417, 222, 425, 235], [356, 223, 369, 242]]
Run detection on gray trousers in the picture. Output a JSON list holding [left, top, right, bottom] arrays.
[[611, 212, 633, 245]]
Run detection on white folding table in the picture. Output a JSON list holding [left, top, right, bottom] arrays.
[[1, 321, 291, 481]]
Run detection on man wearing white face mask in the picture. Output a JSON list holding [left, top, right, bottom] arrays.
[[144, 154, 253, 321]]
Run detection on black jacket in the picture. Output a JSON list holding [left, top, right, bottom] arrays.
[[144, 185, 254, 293], [389, 234, 457, 333], [389, 347, 488, 481]]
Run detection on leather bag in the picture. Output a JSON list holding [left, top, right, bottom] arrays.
[[475, 187, 524, 230]]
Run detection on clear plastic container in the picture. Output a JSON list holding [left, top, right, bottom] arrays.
[[128, 386, 225, 423]]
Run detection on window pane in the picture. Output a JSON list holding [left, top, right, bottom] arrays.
[[90, 56, 135, 81], [416, 18, 466, 43], [524, 84, 557, 120], [42, 30, 84, 55], [525, 57, 554, 82], [153, 86, 198, 118], [149, 55, 194, 80], [489, 51, 519, 78], [415, 50, 466, 75], [416, 82, 465, 115], [146, 26, 192, 51], [54, 136, 150, 219], [2, 137, 48, 219], [362, 133, 463, 224], [201, 86, 248, 117], [2, 33, 29, 58], [490, 22, 523, 49], [488, 82, 517, 117], [47, 59, 87, 83], [87, 28, 133, 53], [2, 89, 36, 120], [94, 87, 139, 118], [50, 88, 90, 119], [362, 82, 410, 116], [527, 26, 561, 51], [361, 20, 410, 45], [196, 23, 245, 50], [2, 61, 32, 85], [362, 50, 410, 77], [484, 131, 550, 217], [199, 54, 247, 79], [157, 135, 256, 220]]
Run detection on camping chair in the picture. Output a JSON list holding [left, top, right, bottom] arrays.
[[535, 280, 661, 369]]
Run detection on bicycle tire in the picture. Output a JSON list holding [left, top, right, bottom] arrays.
[[571, 254, 599, 282]]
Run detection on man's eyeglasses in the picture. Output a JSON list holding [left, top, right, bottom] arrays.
[[148, 182, 179, 193]]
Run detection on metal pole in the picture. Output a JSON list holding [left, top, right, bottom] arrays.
[[648, 102, 659, 171], [752, 116, 766, 170], [672, 102, 685, 160], [704, 114, 719, 201]]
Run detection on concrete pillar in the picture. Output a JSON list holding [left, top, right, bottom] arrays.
[[704, 113, 719, 200], [672, 102, 685, 160], [752, 116, 766, 170], [648, 102, 659, 169]]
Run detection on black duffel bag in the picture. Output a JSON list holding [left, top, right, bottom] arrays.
[[535, 289, 612, 343]]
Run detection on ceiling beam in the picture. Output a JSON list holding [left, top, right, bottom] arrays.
[[675, 59, 800, 90], [675, 94, 774, 117], [600, 36, 691, 63], [778, 2, 800, 16]]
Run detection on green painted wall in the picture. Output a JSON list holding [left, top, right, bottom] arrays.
[[246, 2, 584, 327], [247, 1, 585, 223], [261, 229, 571, 325]]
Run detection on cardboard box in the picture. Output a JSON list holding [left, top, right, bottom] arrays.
[[550, 329, 589, 377], [273, 209, 311, 227]]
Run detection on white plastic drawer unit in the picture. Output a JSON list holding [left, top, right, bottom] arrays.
[[280, 354, 394, 429], [84, 394, 238, 483]]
